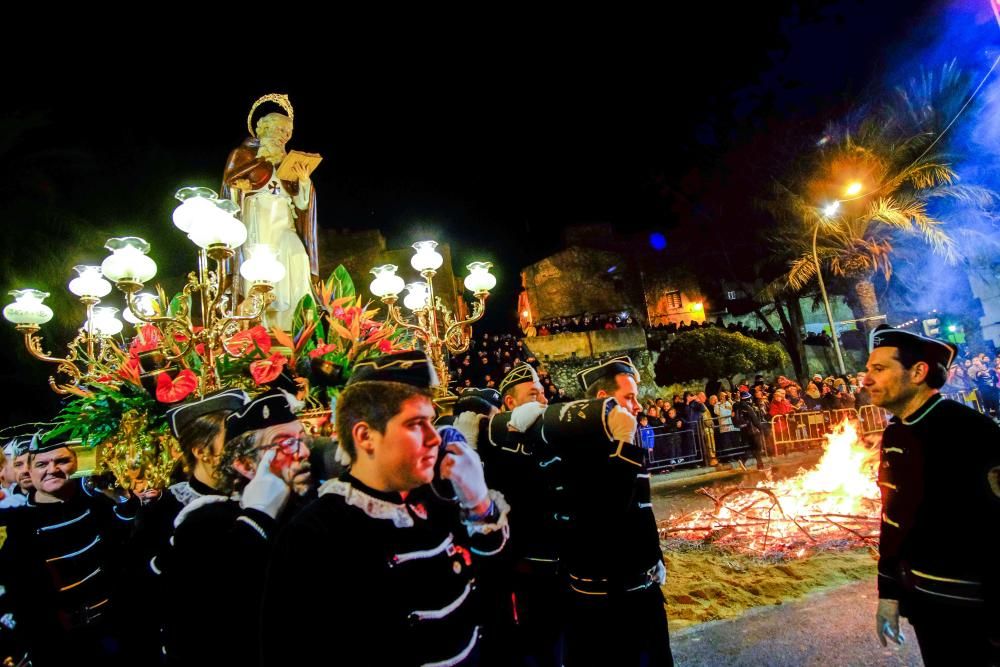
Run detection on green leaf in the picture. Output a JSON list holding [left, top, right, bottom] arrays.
[[327, 264, 356, 301], [292, 293, 319, 338]]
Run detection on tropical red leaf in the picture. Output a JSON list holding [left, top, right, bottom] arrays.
[[129, 324, 162, 356], [156, 369, 198, 403], [224, 326, 272, 356], [250, 353, 289, 385]]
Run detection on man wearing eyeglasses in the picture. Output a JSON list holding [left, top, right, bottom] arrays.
[[262, 350, 510, 666], [161, 390, 312, 667]]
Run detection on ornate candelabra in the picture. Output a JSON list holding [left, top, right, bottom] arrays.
[[4, 187, 283, 393], [369, 241, 496, 396]]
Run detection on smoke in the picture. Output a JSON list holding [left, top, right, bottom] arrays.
[[882, 0, 1000, 324]]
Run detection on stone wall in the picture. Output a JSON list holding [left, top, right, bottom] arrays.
[[523, 327, 658, 400], [521, 246, 638, 321]]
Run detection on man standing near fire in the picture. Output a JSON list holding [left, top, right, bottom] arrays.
[[864, 324, 999, 665]]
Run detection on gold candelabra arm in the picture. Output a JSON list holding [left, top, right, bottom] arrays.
[[383, 299, 429, 339], [216, 285, 273, 326], [123, 285, 190, 329], [19, 326, 84, 394], [442, 293, 487, 351]]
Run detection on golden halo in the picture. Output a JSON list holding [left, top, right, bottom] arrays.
[[247, 93, 295, 138]]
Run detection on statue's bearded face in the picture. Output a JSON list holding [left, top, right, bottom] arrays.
[[256, 113, 293, 155]]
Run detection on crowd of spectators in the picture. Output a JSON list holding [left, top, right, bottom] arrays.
[[448, 332, 569, 402], [648, 318, 780, 344], [528, 311, 636, 337], [943, 351, 1000, 417]]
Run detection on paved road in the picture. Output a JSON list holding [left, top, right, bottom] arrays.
[[670, 580, 923, 667]]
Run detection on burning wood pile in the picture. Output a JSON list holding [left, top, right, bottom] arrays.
[[661, 421, 882, 558]]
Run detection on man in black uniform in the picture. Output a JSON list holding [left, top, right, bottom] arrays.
[[161, 389, 312, 667], [262, 350, 510, 666], [495, 356, 672, 665], [865, 325, 1000, 665], [1, 431, 140, 666], [472, 363, 564, 666]]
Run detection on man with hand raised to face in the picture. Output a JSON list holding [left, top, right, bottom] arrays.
[[262, 350, 510, 666], [864, 325, 1000, 665], [489, 356, 673, 666], [161, 389, 312, 667]]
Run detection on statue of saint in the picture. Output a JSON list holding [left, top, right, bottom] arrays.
[[222, 94, 319, 330]]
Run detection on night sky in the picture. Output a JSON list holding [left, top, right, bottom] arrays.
[[3, 0, 996, 422]]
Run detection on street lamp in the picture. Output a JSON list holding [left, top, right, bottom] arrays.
[[814, 207, 847, 376]]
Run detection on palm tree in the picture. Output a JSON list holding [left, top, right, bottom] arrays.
[[773, 62, 996, 325]]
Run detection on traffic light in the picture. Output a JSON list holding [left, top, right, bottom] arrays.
[[922, 318, 940, 337], [945, 323, 966, 345]]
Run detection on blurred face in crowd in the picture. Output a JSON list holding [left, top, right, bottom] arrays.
[[29, 447, 78, 498], [708, 395, 718, 406], [14, 453, 33, 492], [504, 380, 548, 411], [596, 374, 641, 416]]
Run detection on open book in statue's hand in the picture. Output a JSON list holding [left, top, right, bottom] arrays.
[[277, 150, 323, 181]]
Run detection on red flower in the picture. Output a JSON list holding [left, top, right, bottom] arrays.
[[378, 338, 394, 353], [332, 306, 346, 320], [224, 325, 272, 356], [156, 369, 198, 403], [250, 353, 288, 385], [309, 343, 338, 359], [129, 324, 162, 356]]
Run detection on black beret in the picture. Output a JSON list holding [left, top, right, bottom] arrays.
[[576, 355, 641, 392], [224, 391, 298, 442], [165, 389, 250, 439], [498, 363, 540, 395], [28, 431, 74, 455], [454, 387, 502, 416], [869, 324, 957, 369], [347, 350, 439, 389]]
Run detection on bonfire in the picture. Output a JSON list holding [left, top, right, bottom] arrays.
[[661, 420, 882, 557]]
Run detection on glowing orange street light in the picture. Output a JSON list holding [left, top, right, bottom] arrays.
[[845, 181, 863, 197]]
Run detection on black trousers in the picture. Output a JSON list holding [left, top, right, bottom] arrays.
[[564, 584, 673, 667], [481, 568, 565, 667], [907, 603, 997, 666]]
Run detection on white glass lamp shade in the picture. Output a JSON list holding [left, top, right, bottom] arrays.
[[101, 237, 157, 284], [3, 289, 54, 326], [464, 262, 496, 293], [87, 306, 124, 337], [123, 293, 158, 324], [68, 265, 112, 299], [240, 244, 286, 285], [403, 282, 431, 311], [411, 241, 443, 272], [173, 187, 220, 233], [369, 264, 405, 298], [187, 204, 247, 251]]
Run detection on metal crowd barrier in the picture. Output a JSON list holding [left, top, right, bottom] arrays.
[[941, 390, 983, 413], [769, 405, 891, 455], [644, 426, 705, 470]]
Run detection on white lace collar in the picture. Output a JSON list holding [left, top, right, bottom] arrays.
[[318, 478, 416, 528]]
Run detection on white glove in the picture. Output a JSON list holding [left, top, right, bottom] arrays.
[[509, 401, 546, 433], [875, 598, 905, 646], [439, 440, 489, 510], [607, 405, 637, 443], [240, 450, 291, 520], [453, 411, 486, 449]]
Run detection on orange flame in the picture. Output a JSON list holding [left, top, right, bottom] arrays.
[[665, 420, 881, 556]]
